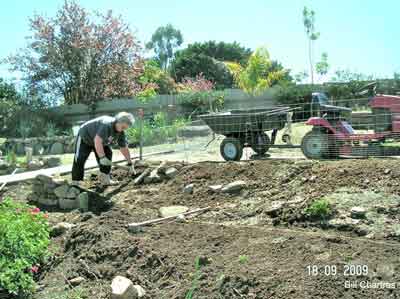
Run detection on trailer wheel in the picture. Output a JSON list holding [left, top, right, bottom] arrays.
[[301, 130, 329, 159], [251, 132, 270, 156], [220, 137, 243, 161]]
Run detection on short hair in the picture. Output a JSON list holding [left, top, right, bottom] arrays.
[[115, 112, 135, 126]]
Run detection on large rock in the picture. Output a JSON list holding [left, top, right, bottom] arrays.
[[36, 174, 54, 184], [28, 160, 44, 170], [221, 180, 247, 194], [0, 159, 9, 170], [54, 185, 69, 199], [111, 276, 138, 299], [43, 157, 61, 168], [159, 206, 189, 218], [50, 142, 64, 155], [165, 167, 178, 179], [350, 207, 367, 219], [66, 186, 81, 199], [38, 197, 59, 207], [78, 192, 89, 212], [58, 198, 78, 210], [183, 184, 194, 194], [51, 222, 76, 237], [133, 285, 146, 298]]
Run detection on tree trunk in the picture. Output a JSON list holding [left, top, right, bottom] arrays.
[[308, 39, 314, 85]]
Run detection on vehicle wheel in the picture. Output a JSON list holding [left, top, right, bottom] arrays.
[[251, 132, 270, 156], [301, 130, 329, 159], [220, 137, 243, 161]]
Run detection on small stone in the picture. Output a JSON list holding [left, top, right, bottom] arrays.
[[111, 276, 138, 299], [384, 168, 392, 175], [51, 222, 76, 237], [54, 185, 69, 199], [221, 180, 246, 194], [27, 160, 43, 170], [133, 285, 146, 298], [69, 276, 85, 286], [165, 167, 178, 179], [208, 185, 222, 193], [127, 224, 144, 234], [265, 201, 284, 217], [159, 206, 189, 217], [309, 175, 317, 182], [176, 214, 186, 223], [183, 184, 194, 194], [350, 207, 367, 219], [78, 192, 89, 212]]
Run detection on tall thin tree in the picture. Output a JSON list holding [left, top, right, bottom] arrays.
[[303, 6, 320, 85]]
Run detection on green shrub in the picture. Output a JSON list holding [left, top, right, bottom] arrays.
[[126, 112, 188, 146], [304, 199, 332, 219], [0, 198, 50, 296]]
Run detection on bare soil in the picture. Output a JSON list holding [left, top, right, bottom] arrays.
[[2, 158, 400, 299]]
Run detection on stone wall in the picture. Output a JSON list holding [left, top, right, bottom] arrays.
[[1, 136, 75, 156]]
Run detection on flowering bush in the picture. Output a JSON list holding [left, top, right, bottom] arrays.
[[177, 74, 224, 114], [0, 199, 50, 296]]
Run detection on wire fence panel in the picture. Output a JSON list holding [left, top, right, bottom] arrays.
[[132, 89, 400, 163]]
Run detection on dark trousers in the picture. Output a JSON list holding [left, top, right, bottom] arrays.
[[71, 135, 113, 181]]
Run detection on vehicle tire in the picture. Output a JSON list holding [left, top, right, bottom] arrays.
[[251, 132, 271, 156], [301, 130, 329, 159], [220, 137, 243, 161]]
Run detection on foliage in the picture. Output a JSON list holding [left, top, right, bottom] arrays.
[[238, 255, 249, 264], [304, 199, 332, 219], [226, 47, 288, 96], [176, 74, 224, 114], [136, 85, 158, 103], [126, 112, 188, 146], [6, 0, 143, 105], [138, 60, 176, 94], [146, 24, 183, 70], [0, 199, 50, 296], [303, 6, 320, 84], [315, 52, 329, 77], [171, 41, 252, 89], [185, 257, 202, 299]]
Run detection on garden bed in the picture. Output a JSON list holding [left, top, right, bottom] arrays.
[[1, 159, 400, 298]]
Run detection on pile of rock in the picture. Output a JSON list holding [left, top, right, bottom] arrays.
[[30, 174, 89, 211], [27, 157, 62, 170], [134, 161, 180, 185], [1, 136, 75, 156]]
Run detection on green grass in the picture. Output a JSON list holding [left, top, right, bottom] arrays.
[[238, 255, 249, 264], [185, 257, 202, 299]]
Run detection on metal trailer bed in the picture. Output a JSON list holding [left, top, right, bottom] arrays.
[[199, 106, 297, 161]]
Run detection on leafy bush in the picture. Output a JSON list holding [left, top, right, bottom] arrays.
[[126, 112, 188, 146], [0, 199, 50, 296], [304, 199, 332, 219]]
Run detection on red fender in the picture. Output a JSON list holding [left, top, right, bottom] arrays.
[[305, 117, 337, 134]]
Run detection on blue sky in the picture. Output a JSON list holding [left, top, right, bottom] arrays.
[[0, 0, 399, 83]]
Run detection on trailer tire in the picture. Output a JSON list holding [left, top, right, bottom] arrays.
[[220, 137, 243, 161], [251, 132, 270, 156], [301, 130, 329, 159]]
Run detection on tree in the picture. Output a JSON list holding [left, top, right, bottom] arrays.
[[6, 0, 143, 105], [146, 24, 183, 71], [170, 41, 252, 89], [226, 47, 288, 96], [303, 6, 320, 85], [315, 52, 329, 81], [138, 59, 176, 94]]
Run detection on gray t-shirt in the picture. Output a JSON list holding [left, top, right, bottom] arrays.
[[78, 116, 127, 147]]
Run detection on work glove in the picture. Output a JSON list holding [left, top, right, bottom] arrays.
[[127, 162, 136, 175], [99, 157, 112, 166]]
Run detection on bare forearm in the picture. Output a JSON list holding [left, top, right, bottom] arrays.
[[120, 147, 132, 164], [94, 135, 105, 157]]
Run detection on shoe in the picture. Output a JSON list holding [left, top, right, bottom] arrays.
[[98, 173, 118, 186]]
